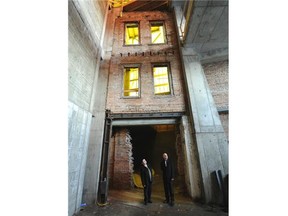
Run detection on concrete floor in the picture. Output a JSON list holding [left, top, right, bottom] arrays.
[[74, 190, 228, 216], [74, 174, 228, 216]]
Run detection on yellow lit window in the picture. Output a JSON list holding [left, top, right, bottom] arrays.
[[123, 67, 139, 97], [153, 66, 171, 95], [151, 22, 165, 44], [125, 23, 139, 45]]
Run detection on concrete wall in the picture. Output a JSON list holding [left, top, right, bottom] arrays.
[[72, 0, 107, 49], [219, 113, 228, 139], [68, 101, 92, 216], [68, 0, 108, 215], [106, 11, 186, 113]]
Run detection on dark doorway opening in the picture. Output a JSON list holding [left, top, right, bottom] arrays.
[[127, 126, 156, 173], [127, 124, 180, 198], [127, 125, 177, 174], [109, 123, 189, 202]]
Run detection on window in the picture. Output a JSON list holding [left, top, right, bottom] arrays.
[[153, 65, 171, 95], [150, 22, 166, 44], [125, 23, 139, 45], [123, 67, 139, 97]]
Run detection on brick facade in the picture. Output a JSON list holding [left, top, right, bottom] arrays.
[[106, 11, 186, 114], [203, 60, 229, 138], [203, 60, 228, 110]]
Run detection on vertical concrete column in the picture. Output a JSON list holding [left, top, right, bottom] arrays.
[[82, 59, 110, 205], [181, 49, 228, 203], [180, 115, 202, 201], [81, 5, 117, 206]]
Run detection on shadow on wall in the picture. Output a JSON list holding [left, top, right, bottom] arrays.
[[210, 170, 228, 211]]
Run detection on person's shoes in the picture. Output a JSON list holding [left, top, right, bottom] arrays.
[[144, 202, 147, 205], [148, 200, 152, 203], [163, 200, 168, 203], [169, 201, 174, 206]]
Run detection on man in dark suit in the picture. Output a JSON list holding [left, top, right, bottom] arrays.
[[140, 158, 153, 205], [160, 152, 175, 206]]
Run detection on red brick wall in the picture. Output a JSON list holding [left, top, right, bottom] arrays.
[[109, 128, 134, 189], [203, 60, 229, 138], [203, 60, 228, 110], [106, 11, 186, 113]]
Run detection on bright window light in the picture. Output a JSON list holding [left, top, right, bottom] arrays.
[[125, 23, 139, 45], [153, 66, 171, 95], [151, 22, 165, 44], [123, 67, 139, 97]]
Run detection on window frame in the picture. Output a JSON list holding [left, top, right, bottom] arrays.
[[151, 63, 173, 96], [122, 64, 141, 98], [149, 21, 167, 44], [124, 22, 141, 46]]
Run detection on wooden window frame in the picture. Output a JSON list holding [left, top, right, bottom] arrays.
[[124, 22, 141, 46], [150, 21, 167, 44], [122, 64, 141, 98], [151, 63, 173, 96]]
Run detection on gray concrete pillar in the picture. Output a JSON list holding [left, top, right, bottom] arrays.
[[81, 6, 119, 205], [181, 49, 228, 203], [180, 115, 202, 201], [82, 59, 110, 205]]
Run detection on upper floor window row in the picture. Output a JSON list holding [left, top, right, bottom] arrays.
[[124, 21, 167, 45]]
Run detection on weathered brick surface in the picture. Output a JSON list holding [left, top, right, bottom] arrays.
[[203, 60, 228, 110], [109, 129, 134, 189], [176, 132, 185, 176], [203, 60, 229, 138], [106, 11, 186, 113]]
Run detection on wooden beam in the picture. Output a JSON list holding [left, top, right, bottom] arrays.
[[148, 0, 169, 11], [124, 0, 153, 11], [182, 0, 194, 44]]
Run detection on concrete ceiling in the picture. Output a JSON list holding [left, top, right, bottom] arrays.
[[184, 0, 228, 60]]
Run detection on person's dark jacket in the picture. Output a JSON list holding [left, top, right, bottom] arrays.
[[160, 159, 174, 181], [140, 164, 153, 187]]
